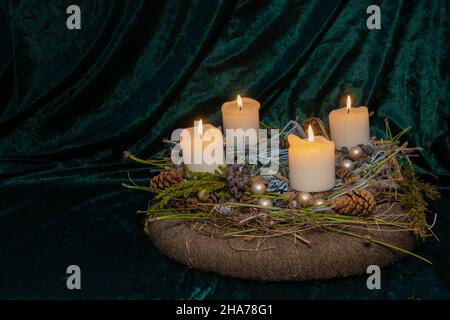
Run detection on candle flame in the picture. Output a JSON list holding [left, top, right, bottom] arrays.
[[237, 95, 243, 111], [346, 95, 351, 113], [308, 125, 314, 142], [198, 119, 203, 138]]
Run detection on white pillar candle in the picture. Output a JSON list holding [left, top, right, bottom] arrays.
[[329, 95, 370, 150], [221, 95, 260, 132], [180, 120, 224, 173], [288, 126, 335, 192]]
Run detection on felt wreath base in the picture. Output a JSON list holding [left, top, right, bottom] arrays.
[[148, 204, 418, 281]]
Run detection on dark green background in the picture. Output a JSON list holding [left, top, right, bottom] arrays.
[[0, 0, 449, 299]]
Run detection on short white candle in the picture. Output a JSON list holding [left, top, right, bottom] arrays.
[[221, 95, 260, 132], [180, 120, 224, 173], [288, 126, 335, 192], [329, 95, 370, 150]]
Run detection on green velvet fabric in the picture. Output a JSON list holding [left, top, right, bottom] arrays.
[[0, 0, 449, 299]]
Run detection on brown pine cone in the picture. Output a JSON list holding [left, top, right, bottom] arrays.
[[227, 164, 251, 199], [150, 168, 184, 190], [331, 189, 375, 216], [336, 167, 358, 185], [367, 187, 380, 201]]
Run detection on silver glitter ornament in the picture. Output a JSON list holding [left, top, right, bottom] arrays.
[[251, 181, 267, 195], [349, 145, 364, 160], [257, 198, 273, 207], [341, 158, 355, 171], [214, 205, 233, 215], [297, 192, 313, 207]]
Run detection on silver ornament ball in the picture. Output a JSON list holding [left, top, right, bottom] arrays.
[[251, 181, 267, 195], [257, 198, 273, 207], [297, 192, 313, 207], [341, 158, 355, 171], [314, 198, 326, 206], [349, 145, 364, 160]]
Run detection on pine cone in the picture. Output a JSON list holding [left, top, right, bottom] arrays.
[[227, 164, 251, 199], [331, 189, 375, 216], [336, 167, 358, 185], [150, 168, 184, 190]]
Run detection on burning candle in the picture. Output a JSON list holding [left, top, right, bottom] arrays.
[[329, 95, 370, 150], [180, 120, 224, 173], [221, 95, 260, 133], [288, 126, 335, 192]]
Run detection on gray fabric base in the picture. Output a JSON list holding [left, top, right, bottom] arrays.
[[148, 205, 418, 281]]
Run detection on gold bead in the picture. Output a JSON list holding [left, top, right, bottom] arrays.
[[349, 146, 363, 160], [297, 192, 313, 207], [341, 159, 355, 171], [257, 198, 273, 207], [314, 198, 326, 206], [251, 182, 267, 195]]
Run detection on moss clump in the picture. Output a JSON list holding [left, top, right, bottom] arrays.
[[397, 166, 440, 238], [153, 166, 231, 208]]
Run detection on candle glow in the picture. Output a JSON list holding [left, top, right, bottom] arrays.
[[346, 95, 351, 113], [198, 119, 203, 137], [237, 95, 243, 111], [329, 94, 370, 149], [288, 133, 335, 192], [221, 96, 260, 136], [180, 121, 224, 173], [308, 125, 314, 142]]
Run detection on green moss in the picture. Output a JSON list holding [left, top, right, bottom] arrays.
[[397, 165, 440, 238], [153, 166, 231, 208]]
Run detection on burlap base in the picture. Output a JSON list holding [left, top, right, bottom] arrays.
[[148, 204, 418, 281]]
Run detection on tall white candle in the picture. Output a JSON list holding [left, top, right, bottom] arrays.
[[329, 95, 370, 150], [221, 95, 260, 132], [180, 120, 224, 173], [288, 126, 335, 192]]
